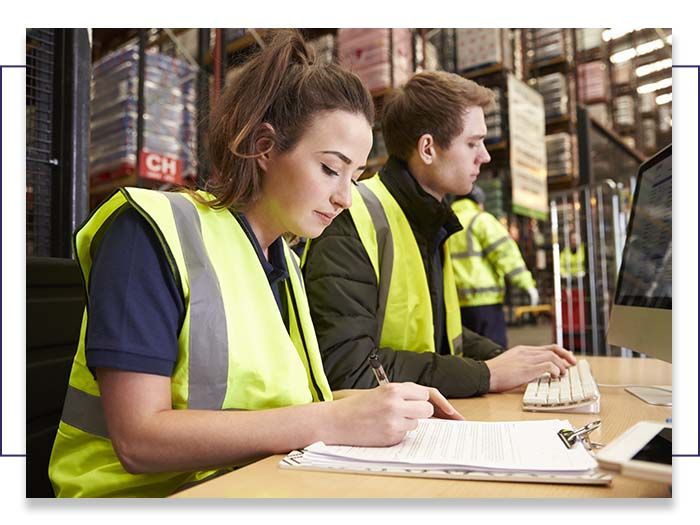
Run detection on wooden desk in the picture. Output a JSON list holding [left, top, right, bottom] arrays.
[[173, 356, 672, 498]]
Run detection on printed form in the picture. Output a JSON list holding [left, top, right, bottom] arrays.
[[304, 419, 597, 472]]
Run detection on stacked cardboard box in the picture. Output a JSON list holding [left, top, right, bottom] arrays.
[[575, 28, 603, 52], [90, 43, 197, 186], [528, 29, 572, 64], [586, 102, 611, 127], [309, 34, 335, 65], [533, 73, 568, 119], [485, 87, 504, 143], [613, 95, 635, 127], [545, 133, 574, 178], [577, 61, 609, 103], [456, 29, 512, 72], [337, 29, 413, 93]]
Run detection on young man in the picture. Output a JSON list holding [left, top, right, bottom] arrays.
[[448, 184, 539, 348], [303, 71, 575, 398]]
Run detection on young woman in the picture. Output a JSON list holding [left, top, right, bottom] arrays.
[[48, 30, 462, 498]]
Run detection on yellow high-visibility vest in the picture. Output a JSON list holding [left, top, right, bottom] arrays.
[[342, 176, 463, 355], [49, 188, 331, 497]]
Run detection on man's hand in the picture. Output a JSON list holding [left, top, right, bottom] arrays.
[[485, 344, 576, 392]]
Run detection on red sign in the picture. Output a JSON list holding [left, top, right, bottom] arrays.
[[139, 151, 183, 184]]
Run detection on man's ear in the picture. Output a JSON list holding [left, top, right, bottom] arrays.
[[416, 133, 436, 165]]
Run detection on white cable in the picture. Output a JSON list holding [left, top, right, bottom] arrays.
[[597, 384, 672, 392]]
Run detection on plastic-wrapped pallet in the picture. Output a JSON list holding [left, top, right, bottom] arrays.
[[577, 61, 609, 103], [89, 43, 198, 186], [528, 29, 572, 64], [612, 61, 633, 85], [586, 103, 611, 127], [430, 29, 456, 72], [641, 118, 657, 150], [455, 29, 512, 72], [545, 133, 573, 178], [639, 92, 656, 114], [575, 29, 603, 52], [613, 95, 635, 127], [308, 34, 335, 65], [369, 128, 387, 163], [484, 87, 503, 144], [532, 73, 568, 119], [414, 38, 439, 72], [478, 177, 505, 218], [658, 104, 672, 132], [337, 29, 413, 93]]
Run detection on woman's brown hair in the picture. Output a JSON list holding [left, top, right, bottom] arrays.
[[204, 29, 374, 210], [381, 71, 494, 162]]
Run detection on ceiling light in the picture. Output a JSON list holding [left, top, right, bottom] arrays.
[[637, 77, 672, 94]]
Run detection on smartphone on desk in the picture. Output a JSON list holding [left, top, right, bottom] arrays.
[[595, 421, 672, 484]]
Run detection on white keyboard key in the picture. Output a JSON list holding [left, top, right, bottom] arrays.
[[522, 360, 599, 412]]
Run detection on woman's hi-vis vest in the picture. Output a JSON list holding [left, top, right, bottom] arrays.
[[345, 175, 463, 355], [48, 188, 332, 498]]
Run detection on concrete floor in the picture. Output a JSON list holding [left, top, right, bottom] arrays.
[[506, 318, 555, 347]]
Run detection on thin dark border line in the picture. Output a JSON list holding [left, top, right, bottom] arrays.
[[670, 63, 700, 458], [1, 65, 4, 457], [0, 66, 26, 459]]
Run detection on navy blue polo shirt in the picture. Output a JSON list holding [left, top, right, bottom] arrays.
[[85, 206, 289, 378]]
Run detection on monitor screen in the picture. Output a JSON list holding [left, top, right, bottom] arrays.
[[614, 146, 672, 310]]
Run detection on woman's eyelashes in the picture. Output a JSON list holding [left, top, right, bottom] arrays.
[[321, 163, 340, 177], [322, 162, 359, 186]]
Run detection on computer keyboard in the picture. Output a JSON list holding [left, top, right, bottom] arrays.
[[522, 360, 600, 413]]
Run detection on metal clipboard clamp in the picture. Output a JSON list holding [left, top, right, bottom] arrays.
[[558, 420, 602, 449]]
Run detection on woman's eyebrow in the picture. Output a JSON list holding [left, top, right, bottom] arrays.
[[318, 150, 367, 171], [318, 150, 352, 164]]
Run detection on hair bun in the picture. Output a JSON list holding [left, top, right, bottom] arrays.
[[268, 29, 316, 66]]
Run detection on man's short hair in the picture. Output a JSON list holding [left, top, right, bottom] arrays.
[[381, 71, 495, 161]]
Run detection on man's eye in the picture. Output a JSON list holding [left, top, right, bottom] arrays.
[[321, 164, 339, 176]]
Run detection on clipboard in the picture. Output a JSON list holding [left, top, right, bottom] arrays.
[[280, 450, 613, 486]]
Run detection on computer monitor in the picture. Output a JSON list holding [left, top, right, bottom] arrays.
[[607, 144, 672, 406]]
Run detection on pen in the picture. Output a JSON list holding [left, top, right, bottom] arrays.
[[368, 352, 389, 386]]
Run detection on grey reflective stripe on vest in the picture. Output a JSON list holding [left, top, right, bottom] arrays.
[[288, 250, 305, 292], [356, 184, 394, 345], [451, 333, 463, 355], [163, 193, 229, 410], [456, 285, 504, 298], [505, 266, 527, 280], [452, 213, 484, 259], [61, 386, 110, 438], [482, 236, 509, 257]]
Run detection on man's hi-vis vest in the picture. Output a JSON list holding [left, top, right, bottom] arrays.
[[448, 198, 536, 307], [559, 245, 586, 279], [48, 188, 332, 498], [339, 175, 463, 355]]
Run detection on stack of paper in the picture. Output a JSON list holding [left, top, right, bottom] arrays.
[[289, 419, 598, 475]]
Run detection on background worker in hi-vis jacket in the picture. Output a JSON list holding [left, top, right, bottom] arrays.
[[448, 185, 539, 348]]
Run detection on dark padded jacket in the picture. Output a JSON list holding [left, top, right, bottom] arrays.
[[303, 156, 504, 398]]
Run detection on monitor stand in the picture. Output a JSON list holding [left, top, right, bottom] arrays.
[[625, 386, 672, 406]]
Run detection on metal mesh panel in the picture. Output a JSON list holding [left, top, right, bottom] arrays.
[[26, 29, 55, 256]]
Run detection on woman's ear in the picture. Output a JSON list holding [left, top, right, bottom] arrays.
[[254, 122, 276, 173]]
